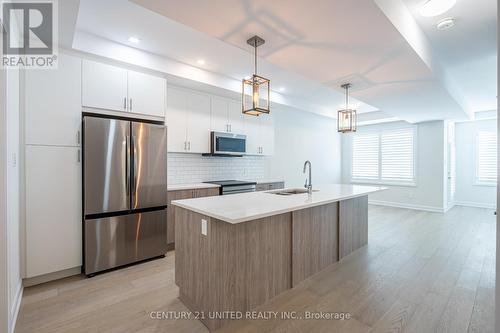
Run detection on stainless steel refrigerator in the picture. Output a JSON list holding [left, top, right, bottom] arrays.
[[83, 115, 168, 276]]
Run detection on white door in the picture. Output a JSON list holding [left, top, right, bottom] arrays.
[[210, 96, 229, 132], [187, 91, 211, 153], [25, 145, 82, 277], [128, 71, 166, 117], [166, 87, 188, 152], [260, 114, 275, 156], [82, 60, 128, 112], [244, 115, 261, 155], [228, 100, 245, 134], [25, 53, 82, 146]]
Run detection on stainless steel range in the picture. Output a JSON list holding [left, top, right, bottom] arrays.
[[203, 180, 257, 195]]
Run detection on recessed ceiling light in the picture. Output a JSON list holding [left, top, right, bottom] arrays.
[[128, 36, 140, 44], [196, 59, 205, 65], [279, 87, 285, 92], [436, 17, 455, 30], [419, 0, 456, 17]]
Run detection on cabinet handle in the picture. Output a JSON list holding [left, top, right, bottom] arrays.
[[229, 124, 232, 132], [226, 124, 229, 132], [123, 97, 127, 110], [77, 130, 80, 145], [188, 141, 191, 150], [77, 149, 81, 163], [184, 141, 187, 150], [130, 98, 133, 111], [261, 147, 263, 154]]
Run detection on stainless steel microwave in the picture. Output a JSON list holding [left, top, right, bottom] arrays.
[[210, 131, 246, 156]]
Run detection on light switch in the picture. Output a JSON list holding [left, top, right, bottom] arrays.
[[201, 219, 207, 236]]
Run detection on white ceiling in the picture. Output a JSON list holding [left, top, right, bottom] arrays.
[[402, 0, 497, 113], [69, 0, 496, 123]]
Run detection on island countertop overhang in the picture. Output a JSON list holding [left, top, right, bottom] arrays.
[[171, 184, 386, 224]]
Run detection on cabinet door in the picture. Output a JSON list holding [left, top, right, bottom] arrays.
[[186, 92, 211, 153], [260, 114, 275, 155], [244, 115, 261, 155], [25, 145, 82, 277], [82, 60, 128, 112], [228, 100, 245, 134], [128, 71, 166, 117], [166, 87, 188, 152], [210, 96, 229, 132], [25, 53, 82, 146], [167, 189, 195, 245]]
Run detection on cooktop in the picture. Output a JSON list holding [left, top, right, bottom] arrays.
[[203, 180, 257, 186]]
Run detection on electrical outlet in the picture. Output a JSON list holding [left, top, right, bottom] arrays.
[[201, 219, 207, 236]]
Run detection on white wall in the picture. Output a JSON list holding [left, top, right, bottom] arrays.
[[454, 119, 497, 208], [266, 106, 341, 187], [342, 120, 446, 212]]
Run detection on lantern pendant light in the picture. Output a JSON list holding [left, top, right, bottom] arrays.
[[242, 35, 270, 116], [337, 83, 357, 133]]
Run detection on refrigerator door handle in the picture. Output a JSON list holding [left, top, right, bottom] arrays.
[[125, 135, 130, 197], [132, 135, 138, 200]]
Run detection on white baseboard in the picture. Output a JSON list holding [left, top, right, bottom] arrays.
[[369, 200, 445, 213], [23, 266, 81, 287], [454, 201, 496, 209], [9, 282, 23, 333]]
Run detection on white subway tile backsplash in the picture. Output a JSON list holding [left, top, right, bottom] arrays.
[[167, 153, 267, 184]]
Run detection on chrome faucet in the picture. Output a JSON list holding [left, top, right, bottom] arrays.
[[303, 160, 312, 194]]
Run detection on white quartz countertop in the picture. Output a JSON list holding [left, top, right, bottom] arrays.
[[167, 183, 220, 191], [172, 184, 386, 224]]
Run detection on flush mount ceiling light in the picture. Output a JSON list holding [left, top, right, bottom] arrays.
[[128, 36, 140, 44], [196, 59, 205, 65], [436, 17, 456, 30], [419, 0, 456, 17], [337, 83, 357, 133], [242, 35, 270, 116]]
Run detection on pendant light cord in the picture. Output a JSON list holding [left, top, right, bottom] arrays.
[[254, 40, 257, 76]]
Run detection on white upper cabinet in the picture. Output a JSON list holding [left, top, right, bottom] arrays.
[[228, 100, 245, 134], [166, 87, 188, 152], [25, 145, 82, 278], [82, 60, 128, 112], [245, 115, 261, 155], [244, 113, 274, 156], [25, 53, 82, 146], [82, 60, 166, 118], [210, 96, 245, 134], [210, 96, 229, 132], [260, 113, 275, 156], [166, 87, 210, 153], [186, 92, 211, 153], [128, 71, 166, 117]]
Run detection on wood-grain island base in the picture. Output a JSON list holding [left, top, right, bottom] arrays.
[[175, 196, 368, 331]]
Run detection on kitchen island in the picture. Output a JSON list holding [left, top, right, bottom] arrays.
[[172, 184, 384, 331]]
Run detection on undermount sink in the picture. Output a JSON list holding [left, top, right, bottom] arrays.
[[269, 188, 319, 195]]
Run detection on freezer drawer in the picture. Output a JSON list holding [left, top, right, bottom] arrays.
[[84, 209, 167, 275]]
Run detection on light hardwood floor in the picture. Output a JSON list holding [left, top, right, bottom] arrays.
[[15, 205, 496, 333]]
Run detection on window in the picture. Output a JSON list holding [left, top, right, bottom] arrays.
[[351, 127, 416, 185], [475, 131, 497, 185]]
